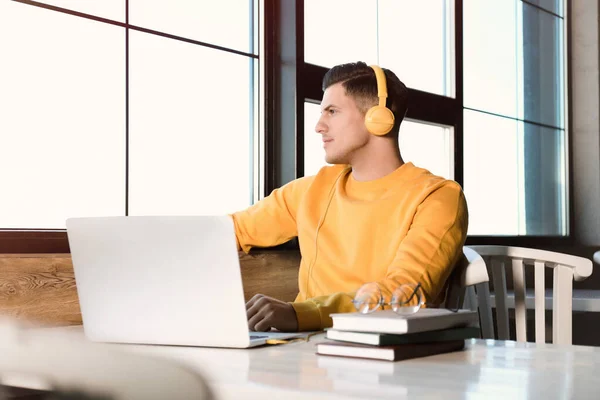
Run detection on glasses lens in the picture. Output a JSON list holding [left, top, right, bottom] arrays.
[[391, 283, 424, 315], [352, 282, 382, 314]]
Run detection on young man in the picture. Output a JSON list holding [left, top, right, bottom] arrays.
[[234, 61, 468, 332]]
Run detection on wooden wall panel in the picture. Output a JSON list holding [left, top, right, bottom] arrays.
[[239, 250, 301, 302], [0, 251, 301, 327], [0, 254, 81, 326]]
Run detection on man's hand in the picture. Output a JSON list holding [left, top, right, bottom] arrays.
[[246, 294, 299, 332]]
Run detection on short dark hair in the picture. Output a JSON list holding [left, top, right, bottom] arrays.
[[322, 61, 409, 136]]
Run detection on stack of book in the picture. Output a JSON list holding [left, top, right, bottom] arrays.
[[316, 308, 480, 362]]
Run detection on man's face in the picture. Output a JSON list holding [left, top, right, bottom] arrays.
[[315, 83, 371, 165]]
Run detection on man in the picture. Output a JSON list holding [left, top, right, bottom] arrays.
[[233, 61, 468, 332]]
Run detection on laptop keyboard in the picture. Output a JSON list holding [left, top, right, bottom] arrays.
[[250, 335, 268, 339]]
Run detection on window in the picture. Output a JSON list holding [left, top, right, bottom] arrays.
[[300, 0, 568, 240], [0, 0, 264, 252], [0, 1, 126, 229], [0, 0, 572, 252], [399, 120, 454, 180], [463, 0, 567, 236], [128, 31, 254, 216], [129, 0, 256, 54], [301, 0, 459, 195], [304, 0, 454, 97], [32, 0, 125, 21], [0, 0, 260, 239]]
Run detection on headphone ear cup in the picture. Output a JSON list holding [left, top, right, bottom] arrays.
[[365, 105, 395, 136]]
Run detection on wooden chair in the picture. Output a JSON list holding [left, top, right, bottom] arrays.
[[444, 246, 490, 313], [0, 318, 214, 400], [466, 245, 593, 345]]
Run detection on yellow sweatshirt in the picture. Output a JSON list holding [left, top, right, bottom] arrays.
[[231, 162, 469, 331]]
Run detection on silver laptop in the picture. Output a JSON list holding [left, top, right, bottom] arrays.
[[66, 215, 304, 348]]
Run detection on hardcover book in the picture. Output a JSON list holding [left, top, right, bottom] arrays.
[[330, 308, 478, 335], [316, 339, 466, 362], [325, 326, 480, 346]]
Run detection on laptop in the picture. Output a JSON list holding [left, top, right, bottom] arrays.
[[66, 215, 304, 348]]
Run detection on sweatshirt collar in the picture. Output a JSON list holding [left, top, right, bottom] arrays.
[[346, 162, 419, 193]]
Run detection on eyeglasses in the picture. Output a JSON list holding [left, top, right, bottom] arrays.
[[352, 282, 460, 315], [352, 282, 426, 315]]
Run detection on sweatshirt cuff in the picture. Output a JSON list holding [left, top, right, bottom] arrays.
[[229, 214, 251, 253], [235, 236, 250, 253], [291, 301, 322, 331]]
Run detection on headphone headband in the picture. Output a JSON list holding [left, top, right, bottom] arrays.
[[364, 65, 395, 136], [370, 65, 388, 108]]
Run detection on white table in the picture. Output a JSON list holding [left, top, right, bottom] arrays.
[[18, 326, 597, 400]]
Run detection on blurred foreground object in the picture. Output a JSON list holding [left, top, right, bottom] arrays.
[[0, 318, 213, 400]]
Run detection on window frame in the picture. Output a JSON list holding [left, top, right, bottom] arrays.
[[1, 0, 261, 253], [0, 0, 574, 253], [276, 0, 573, 247]]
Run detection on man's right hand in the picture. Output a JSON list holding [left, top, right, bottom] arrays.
[[245, 294, 299, 332]]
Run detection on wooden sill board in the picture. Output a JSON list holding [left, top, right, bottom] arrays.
[[0, 250, 301, 327]]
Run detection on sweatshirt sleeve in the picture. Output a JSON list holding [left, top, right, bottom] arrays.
[[291, 182, 469, 331], [231, 176, 315, 253]]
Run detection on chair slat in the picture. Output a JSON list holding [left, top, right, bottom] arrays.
[[534, 261, 546, 343], [464, 286, 477, 311], [475, 282, 494, 339], [553, 266, 574, 345], [467, 245, 590, 345], [512, 258, 527, 342], [491, 258, 510, 340]]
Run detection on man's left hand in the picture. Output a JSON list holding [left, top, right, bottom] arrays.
[[246, 294, 299, 332]]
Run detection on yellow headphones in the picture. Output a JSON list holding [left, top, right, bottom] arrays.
[[365, 65, 395, 136]]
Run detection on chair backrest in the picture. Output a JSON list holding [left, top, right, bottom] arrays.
[[0, 318, 214, 400], [444, 247, 489, 312], [466, 245, 593, 345]]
